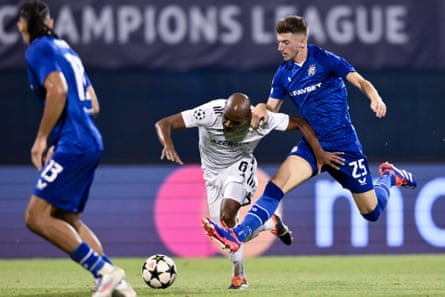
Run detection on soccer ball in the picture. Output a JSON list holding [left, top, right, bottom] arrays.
[[142, 254, 177, 289]]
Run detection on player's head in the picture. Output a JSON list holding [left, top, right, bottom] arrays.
[[17, 0, 57, 45], [223, 93, 252, 142], [275, 16, 308, 62]]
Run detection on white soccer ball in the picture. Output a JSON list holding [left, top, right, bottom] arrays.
[[142, 254, 177, 289]]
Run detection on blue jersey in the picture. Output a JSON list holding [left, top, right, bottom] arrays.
[[270, 44, 362, 153], [25, 36, 103, 154]]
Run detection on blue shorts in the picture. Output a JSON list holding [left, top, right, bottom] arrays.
[[289, 140, 374, 194], [33, 150, 102, 213]]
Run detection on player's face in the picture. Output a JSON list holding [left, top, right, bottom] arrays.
[[17, 18, 30, 45], [222, 108, 251, 142], [277, 32, 306, 62], [223, 113, 249, 133]]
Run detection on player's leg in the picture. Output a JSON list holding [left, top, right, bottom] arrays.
[[51, 210, 136, 297], [354, 162, 416, 222], [52, 209, 105, 255], [204, 170, 248, 288], [202, 155, 312, 252], [25, 195, 123, 282], [28, 152, 125, 297], [333, 154, 416, 222], [25, 195, 84, 253], [228, 246, 249, 289], [231, 155, 312, 242], [221, 194, 293, 245], [220, 198, 241, 228], [327, 153, 386, 221]]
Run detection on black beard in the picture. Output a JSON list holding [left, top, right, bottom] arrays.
[[223, 122, 250, 143]]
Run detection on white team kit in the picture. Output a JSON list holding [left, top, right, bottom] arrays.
[[181, 99, 290, 220]]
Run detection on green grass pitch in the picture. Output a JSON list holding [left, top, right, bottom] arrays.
[[0, 255, 444, 296]]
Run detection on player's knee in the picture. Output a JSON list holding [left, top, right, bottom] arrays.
[[361, 206, 382, 222], [24, 208, 42, 232]]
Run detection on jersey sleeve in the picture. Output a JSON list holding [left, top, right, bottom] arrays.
[[261, 110, 289, 132], [324, 49, 355, 79], [181, 100, 222, 128]]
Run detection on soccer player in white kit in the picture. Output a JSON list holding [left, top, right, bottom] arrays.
[[155, 92, 344, 289]]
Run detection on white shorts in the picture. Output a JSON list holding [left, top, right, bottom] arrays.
[[204, 157, 257, 221]]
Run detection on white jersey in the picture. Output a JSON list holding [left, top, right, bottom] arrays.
[[181, 99, 289, 179]]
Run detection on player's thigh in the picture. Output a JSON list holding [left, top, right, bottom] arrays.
[[271, 155, 313, 194], [52, 208, 81, 229], [25, 195, 52, 223], [206, 158, 256, 220], [352, 190, 378, 214]]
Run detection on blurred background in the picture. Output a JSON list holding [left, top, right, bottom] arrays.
[[0, 0, 444, 258]]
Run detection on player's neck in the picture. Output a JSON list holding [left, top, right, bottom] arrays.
[[293, 48, 307, 66]]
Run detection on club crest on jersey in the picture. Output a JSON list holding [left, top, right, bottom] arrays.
[[193, 108, 206, 120], [308, 64, 316, 76]]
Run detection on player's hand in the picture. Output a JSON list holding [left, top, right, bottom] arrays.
[[315, 151, 345, 175], [370, 97, 387, 118], [160, 146, 184, 165], [31, 137, 47, 171], [44, 145, 55, 165], [251, 103, 269, 128]]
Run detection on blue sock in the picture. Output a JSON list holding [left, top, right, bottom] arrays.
[[96, 255, 113, 278], [70, 242, 105, 276], [102, 255, 112, 264], [362, 175, 391, 222], [234, 181, 284, 241]]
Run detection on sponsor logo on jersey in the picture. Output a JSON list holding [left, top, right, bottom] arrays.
[[211, 139, 242, 147], [291, 82, 322, 96]]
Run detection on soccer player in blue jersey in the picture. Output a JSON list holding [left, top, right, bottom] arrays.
[[202, 15, 417, 252], [17, 1, 136, 297]]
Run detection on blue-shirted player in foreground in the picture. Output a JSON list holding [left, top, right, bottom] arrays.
[[202, 15, 417, 252], [17, 1, 136, 297]]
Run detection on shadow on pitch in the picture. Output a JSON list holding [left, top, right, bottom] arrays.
[[18, 291, 89, 297]]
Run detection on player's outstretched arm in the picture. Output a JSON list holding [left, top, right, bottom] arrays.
[[346, 72, 387, 118], [251, 97, 282, 128], [154, 113, 186, 165], [288, 116, 345, 174]]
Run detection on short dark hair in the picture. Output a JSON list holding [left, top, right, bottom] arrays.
[[19, 0, 57, 43], [276, 16, 308, 36]]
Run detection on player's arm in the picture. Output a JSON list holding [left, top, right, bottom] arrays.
[[31, 71, 67, 170], [86, 85, 100, 117], [287, 116, 345, 173], [154, 113, 186, 165], [346, 72, 386, 118], [251, 97, 282, 128]]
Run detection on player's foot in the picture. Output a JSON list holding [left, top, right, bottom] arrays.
[[92, 267, 125, 297], [228, 276, 249, 289], [112, 279, 137, 297], [94, 277, 137, 297], [271, 214, 293, 245], [201, 217, 241, 253], [379, 162, 416, 189]]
